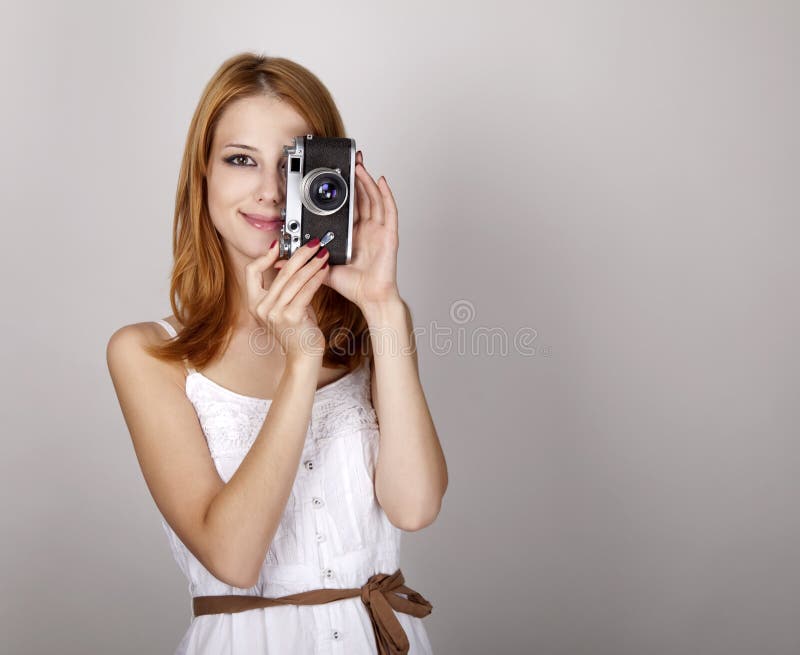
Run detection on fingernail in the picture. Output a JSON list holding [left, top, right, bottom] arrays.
[[316, 247, 328, 258], [269, 239, 277, 249], [322, 261, 328, 269], [307, 237, 320, 248]]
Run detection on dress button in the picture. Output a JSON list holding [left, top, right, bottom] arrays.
[[304, 460, 314, 471], [332, 629, 342, 640], [312, 497, 325, 508], [316, 532, 326, 542], [322, 568, 334, 579]]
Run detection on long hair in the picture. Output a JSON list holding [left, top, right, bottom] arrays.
[[145, 53, 371, 372]]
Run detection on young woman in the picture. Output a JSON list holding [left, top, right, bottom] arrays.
[[106, 53, 448, 654]]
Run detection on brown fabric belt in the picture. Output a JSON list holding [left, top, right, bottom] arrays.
[[192, 569, 432, 655]]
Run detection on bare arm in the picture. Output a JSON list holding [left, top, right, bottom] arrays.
[[107, 239, 330, 588], [366, 297, 448, 531], [107, 325, 321, 588], [202, 354, 320, 586]]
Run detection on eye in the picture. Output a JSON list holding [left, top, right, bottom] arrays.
[[225, 154, 256, 167]]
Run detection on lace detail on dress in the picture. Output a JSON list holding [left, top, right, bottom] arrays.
[[185, 360, 376, 458], [184, 374, 271, 458]]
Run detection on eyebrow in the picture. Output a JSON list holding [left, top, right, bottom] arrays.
[[223, 143, 260, 152]]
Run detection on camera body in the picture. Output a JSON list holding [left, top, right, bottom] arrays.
[[278, 135, 356, 265]]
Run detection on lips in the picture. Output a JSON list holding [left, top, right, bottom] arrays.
[[240, 211, 282, 231]]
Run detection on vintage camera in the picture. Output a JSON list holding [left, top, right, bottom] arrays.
[[278, 135, 356, 265]]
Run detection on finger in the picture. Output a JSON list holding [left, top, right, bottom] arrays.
[[356, 163, 385, 225], [352, 178, 360, 225], [264, 238, 322, 301], [286, 262, 330, 315], [355, 174, 371, 224], [377, 176, 399, 236], [352, 150, 363, 226], [245, 239, 281, 308], [275, 247, 329, 308]]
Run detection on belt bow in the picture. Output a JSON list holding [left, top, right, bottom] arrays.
[[359, 570, 433, 655]]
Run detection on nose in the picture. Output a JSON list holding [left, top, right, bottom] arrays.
[[256, 169, 284, 206]]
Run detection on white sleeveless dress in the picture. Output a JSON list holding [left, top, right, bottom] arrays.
[[152, 319, 434, 654]]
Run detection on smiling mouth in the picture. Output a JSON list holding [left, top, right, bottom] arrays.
[[240, 212, 283, 231]]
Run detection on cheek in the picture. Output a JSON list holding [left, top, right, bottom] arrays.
[[207, 168, 247, 213], [206, 171, 243, 234]]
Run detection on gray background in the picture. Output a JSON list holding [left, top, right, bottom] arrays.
[[2, 1, 798, 654]]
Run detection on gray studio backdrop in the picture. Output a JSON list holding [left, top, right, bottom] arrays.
[[2, 1, 798, 654]]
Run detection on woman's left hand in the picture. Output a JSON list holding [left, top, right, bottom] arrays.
[[274, 150, 400, 310]]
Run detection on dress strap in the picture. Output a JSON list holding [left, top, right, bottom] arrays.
[[153, 318, 177, 338], [152, 319, 197, 375]]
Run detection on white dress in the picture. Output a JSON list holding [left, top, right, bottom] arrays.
[[152, 319, 434, 655]]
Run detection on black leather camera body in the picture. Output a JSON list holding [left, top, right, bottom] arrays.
[[278, 135, 356, 265]]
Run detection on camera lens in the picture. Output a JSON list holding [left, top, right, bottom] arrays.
[[301, 168, 348, 215], [312, 177, 341, 209]]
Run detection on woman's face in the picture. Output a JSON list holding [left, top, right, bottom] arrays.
[[206, 94, 312, 261]]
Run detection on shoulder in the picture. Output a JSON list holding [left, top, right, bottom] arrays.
[[106, 318, 172, 353], [106, 319, 184, 383]]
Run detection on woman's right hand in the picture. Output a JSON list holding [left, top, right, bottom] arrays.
[[245, 237, 330, 362]]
